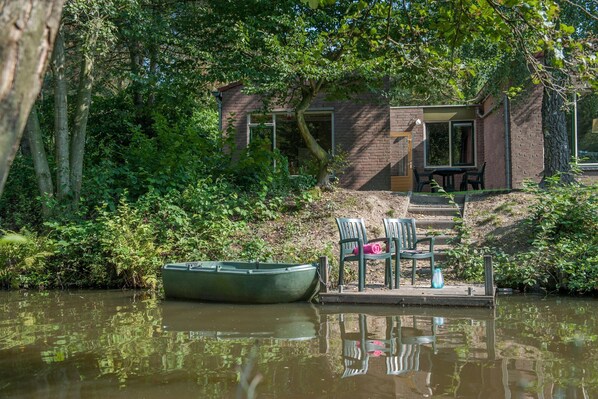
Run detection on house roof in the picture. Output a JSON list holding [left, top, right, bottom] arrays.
[[217, 82, 243, 92]]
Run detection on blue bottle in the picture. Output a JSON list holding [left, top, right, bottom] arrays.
[[432, 268, 444, 289]]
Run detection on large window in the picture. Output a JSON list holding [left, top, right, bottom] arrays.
[[573, 93, 598, 165], [248, 112, 333, 174], [425, 121, 475, 167]]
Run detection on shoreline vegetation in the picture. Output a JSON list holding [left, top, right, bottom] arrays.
[[1, 167, 596, 295]]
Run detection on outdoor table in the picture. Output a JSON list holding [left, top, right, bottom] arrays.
[[430, 168, 467, 192]]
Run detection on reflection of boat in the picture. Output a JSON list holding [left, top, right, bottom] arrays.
[[162, 261, 319, 304], [160, 301, 319, 340]]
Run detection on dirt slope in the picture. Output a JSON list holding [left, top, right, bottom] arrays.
[[244, 188, 532, 287]]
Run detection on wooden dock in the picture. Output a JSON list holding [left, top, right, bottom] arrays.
[[319, 284, 495, 307], [317, 256, 497, 308]]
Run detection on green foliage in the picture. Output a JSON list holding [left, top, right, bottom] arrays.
[[0, 231, 54, 289], [0, 157, 43, 230], [45, 219, 111, 288], [447, 173, 598, 294], [98, 199, 162, 289], [521, 174, 598, 292], [240, 238, 273, 262]]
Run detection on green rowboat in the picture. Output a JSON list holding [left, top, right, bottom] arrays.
[[162, 261, 319, 304]]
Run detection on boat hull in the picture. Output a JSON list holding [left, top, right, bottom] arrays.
[[162, 261, 319, 304]]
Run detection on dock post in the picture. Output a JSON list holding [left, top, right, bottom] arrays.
[[319, 256, 329, 293], [484, 255, 495, 296]]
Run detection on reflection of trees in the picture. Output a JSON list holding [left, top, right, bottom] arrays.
[[0, 291, 332, 398], [3, 293, 598, 398], [326, 302, 598, 399], [495, 297, 598, 396]]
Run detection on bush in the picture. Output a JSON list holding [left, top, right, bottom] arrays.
[[45, 219, 112, 288], [448, 174, 598, 294], [98, 199, 164, 289], [523, 174, 598, 293], [0, 232, 54, 289]]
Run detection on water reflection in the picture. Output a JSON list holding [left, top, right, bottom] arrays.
[[0, 292, 597, 398], [161, 301, 319, 340], [324, 303, 597, 399]]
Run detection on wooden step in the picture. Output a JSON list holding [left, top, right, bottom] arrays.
[[410, 193, 466, 206], [408, 205, 461, 217], [415, 218, 456, 230]]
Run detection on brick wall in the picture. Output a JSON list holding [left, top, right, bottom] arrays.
[[219, 83, 550, 192], [480, 95, 507, 189], [220, 83, 256, 153], [333, 100, 391, 190], [509, 85, 544, 188], [219, 84, 391, 190], [481, 88, 545, 189]]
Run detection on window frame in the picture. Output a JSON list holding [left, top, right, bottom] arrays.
[[424, 120, 476, 168], [247, 110, 335, 174], [572, 92, 598, 167]]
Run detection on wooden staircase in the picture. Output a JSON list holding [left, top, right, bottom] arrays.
[[405, 194, 465, 263]]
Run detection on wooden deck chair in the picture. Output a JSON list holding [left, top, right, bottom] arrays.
[[383, 218, 435, 287], [336, 218, 393, 291]]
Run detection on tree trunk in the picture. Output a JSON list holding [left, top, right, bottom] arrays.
[[541, 85, 573, 185], [295, 87, 330, 186], [129, 41, 144, 111], [70, 52, 95, 207], [25, 107, 54, 217], [0, 0, 64, 198], [52, 30, 71, 201]]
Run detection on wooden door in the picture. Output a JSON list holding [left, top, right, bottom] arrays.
[[390, 132, 412, 192]]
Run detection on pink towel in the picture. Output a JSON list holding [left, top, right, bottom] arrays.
[[353, 243, 383, 255]]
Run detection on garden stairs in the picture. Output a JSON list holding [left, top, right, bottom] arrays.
[[405, 193, 465, 264]]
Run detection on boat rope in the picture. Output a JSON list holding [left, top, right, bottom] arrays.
[[315, 261, 331, 288]]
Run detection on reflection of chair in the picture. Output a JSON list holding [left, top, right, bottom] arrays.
[[339, 314, 438, 380], [342, 339, 369, 377], [413, 169, 435, 192], [386, 342, 421, 375], [340, 314, 370, 378], [384, 218, 435, 287], [336, 218, 393, 291], [460, 162, 486, 191], [386, 315, 437, 375]]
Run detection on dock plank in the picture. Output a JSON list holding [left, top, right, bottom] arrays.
[[318, 284, 495, 308]]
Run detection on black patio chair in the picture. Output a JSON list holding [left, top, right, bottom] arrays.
[[460, 162, 486, 191], [413, 169, 435, 192]]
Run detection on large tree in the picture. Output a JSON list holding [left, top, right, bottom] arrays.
[[202, 0, 596, 184], [23, 0, 211, 215], [0, 0, 64, 198], [199, 1, 398, 185]]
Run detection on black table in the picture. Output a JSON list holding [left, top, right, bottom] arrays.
[[430, 168, 467, 192]]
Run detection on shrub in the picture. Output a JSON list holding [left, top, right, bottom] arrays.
[[0, 232, 54, 289], [523, 174, 598, 292], [98, 198, 164, 289], [46, 219, 112, 288]]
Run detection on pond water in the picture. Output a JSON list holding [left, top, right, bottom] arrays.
[[1, 291, 597, 398]]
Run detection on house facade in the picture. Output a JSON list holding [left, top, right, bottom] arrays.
[[217, 83, 598, 191]]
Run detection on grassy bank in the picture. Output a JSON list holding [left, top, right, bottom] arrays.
[[1, 174, 596, 294]]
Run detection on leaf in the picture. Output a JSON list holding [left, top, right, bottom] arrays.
[[0, 234, 28, 246]]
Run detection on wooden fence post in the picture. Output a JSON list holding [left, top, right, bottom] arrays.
[[319, 256, 329, 293], [484, 255, 495, 296]]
